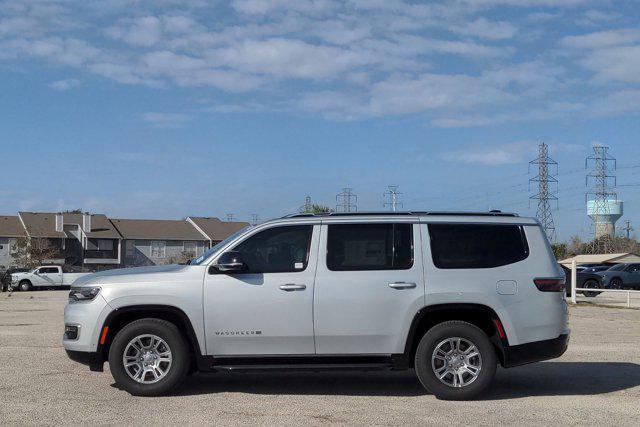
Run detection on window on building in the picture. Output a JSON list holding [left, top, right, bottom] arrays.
[[326, 223, 413, 271], [97, 240, 114, 251], [428, 224, 529, 269], [125, 241, 135, 257], [151, 241, 166, 258], [232, 225, 312, 273], [183, 241, 197, 255]]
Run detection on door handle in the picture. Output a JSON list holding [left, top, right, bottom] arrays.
[[279, 284, 307, 291], [388, 282, 417, 290]]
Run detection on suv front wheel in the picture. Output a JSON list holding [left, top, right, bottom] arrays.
[[108, 318, 190, 396], [415, 321, 497, 400]]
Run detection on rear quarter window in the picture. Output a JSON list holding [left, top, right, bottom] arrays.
[[428, 223, 529, 269]]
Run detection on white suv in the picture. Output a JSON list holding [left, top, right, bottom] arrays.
[[63, 211, 569, 400]]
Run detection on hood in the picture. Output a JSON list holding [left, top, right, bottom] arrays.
[[72, 264, 191, 287]]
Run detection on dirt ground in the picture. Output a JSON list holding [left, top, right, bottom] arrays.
[[1, 290, 639, 425]]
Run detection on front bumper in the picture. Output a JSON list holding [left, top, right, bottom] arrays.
[[65, 350, 104, 372], [502, 333, 569, 368], [62, 294, 111, 353]]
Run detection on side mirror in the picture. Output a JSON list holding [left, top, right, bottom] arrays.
[[214, 251, 246, 273]]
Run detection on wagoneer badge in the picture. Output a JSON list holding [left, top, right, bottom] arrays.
[[215, 330, 262, 336]]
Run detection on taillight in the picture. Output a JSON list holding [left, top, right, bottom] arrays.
[[534, 278, 565, 292]]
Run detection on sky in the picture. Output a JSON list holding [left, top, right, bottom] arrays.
[[1, 0, 640, 242]]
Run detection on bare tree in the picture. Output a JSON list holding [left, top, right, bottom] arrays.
[[10, 237, 61, 268]]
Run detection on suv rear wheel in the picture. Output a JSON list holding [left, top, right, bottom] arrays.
[[414, 321, 497, 400], [108, 318, 190, 396]]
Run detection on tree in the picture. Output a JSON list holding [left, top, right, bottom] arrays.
[[300, 204, 333, 214], [166, 250, 195, 265], [551, 243, 567, 260], [10, 237, 60, 268]]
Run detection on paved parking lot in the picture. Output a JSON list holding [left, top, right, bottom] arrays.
[[1, 291, 639, 425]]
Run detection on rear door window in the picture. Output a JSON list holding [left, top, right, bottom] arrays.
[[428, 224, 529, 269], [326, 223, 413, 271]]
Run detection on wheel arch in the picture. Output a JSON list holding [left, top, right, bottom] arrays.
[[402, 303, 507, 368], [97, 305, 202, 365]]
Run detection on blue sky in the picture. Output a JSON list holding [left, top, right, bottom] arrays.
[[1, 0, 640, 241]]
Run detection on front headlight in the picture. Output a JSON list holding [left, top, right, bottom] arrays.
[[69, 286, 101, 302]]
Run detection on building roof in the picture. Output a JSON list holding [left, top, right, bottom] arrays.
[[0, 216, 27, 238], [187, 217, 250, 242], [559, 253, 640, 266], [111, 218, 209, 241], [18, 212, 121, 239], [18, 212, 66, 238], [60, 213, 121, 239]]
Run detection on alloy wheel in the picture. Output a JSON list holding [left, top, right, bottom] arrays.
[[431, 337, 482, 388], [122, 334, 172, 384]]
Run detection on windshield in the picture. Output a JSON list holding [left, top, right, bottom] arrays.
[[190, 226, 251, 265], [607, 264, 625, 271]]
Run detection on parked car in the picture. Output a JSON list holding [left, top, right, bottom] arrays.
[[10, 265, 92, 291], [581, 265, 612, 273], [598, 263, 640, 290], [63, 211, 569, 400], [1, 267, 29, 292], [560, 265, 605, 297]]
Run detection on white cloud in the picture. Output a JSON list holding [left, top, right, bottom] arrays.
[[561, 29, 640, 49], [210, 38, 375, 80], [140, 112, 192, 128], [440, 141, 538, 166], [451, 18, 518, 40], [581, 46, 640, 83], [48, 78, 81, 91], [232, 0, 339, 15], [105, 16, 162, 47]]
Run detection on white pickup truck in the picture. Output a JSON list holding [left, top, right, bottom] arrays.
[[10, 266, 92, 291]]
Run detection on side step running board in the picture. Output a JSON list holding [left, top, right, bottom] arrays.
[[213, 363, 394, 372]]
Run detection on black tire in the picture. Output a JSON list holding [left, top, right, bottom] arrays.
[[610, 278, 623, 290], [19, 280, 32, 292], [414, 321, 497, 400], [108, 318, 190, 396], [582, 279, 602, 297]]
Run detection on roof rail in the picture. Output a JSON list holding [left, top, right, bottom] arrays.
[[282, 210, 518, 219]]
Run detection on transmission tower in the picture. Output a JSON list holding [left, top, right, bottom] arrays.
[[251, 214, 259, 226], [529, 143, 558, 242], [225, 213, 235, 222], [336, 187, 357, 212], [299, 196, 313, 213], [586, 145, 620, 253], [383, 185, 403, 212]]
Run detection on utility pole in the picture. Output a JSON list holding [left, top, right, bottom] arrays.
[[251, 214, 259, 226], [383, 185, 403, 212], [620, 220, 633, 239], [336, 187, 357, 212], [225, 213, 235, 222], [299, 196, 313, 213], [529, 142, 558, 243]]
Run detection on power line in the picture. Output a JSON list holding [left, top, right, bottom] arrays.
[[336, 187, 357, 212], [225, 213, 235, 222], [529, 142, 558, 242], [383, 185, 403, 211], [251, 214, 259, 226]]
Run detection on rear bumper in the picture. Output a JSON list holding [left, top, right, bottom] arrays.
[[502, 333, 569, 368], [65, 350, 104, 372]]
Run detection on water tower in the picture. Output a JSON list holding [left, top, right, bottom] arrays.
[[587, 199, 623, 239], [586, 145, 622, 239]]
